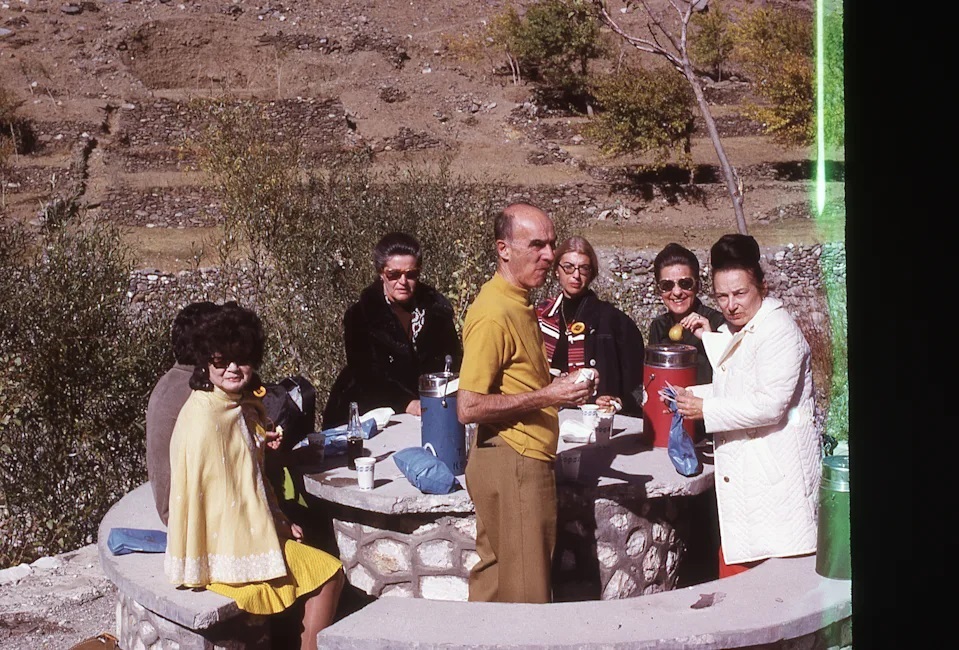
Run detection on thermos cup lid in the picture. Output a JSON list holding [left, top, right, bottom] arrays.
[[821, 455, 849, 492], [419, 371, 459, 397], [644, 343, 698, 368]]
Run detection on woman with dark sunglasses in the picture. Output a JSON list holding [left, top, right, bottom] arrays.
[[648, 242, 725, 385], [535, 236, 645, 416], [166, 302, 345, 650], [322, 232, 462, 427]]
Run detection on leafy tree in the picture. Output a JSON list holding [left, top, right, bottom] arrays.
[[494, 0, 608, 105], [484, 4, 525, 84], [584, 66, 696, 179], [589, 0, 749, 234], [731, 4, 815, 145], [690, 5, 734, 81]]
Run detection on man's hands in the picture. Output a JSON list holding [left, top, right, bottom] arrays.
[[547, 369, 599, 407], [405, 399, 422, 416], [458, 368, 600, 424]]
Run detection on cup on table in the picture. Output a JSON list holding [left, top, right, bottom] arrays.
[[595, 411, 614, 445], [558, 449, 581, 482], [355, 457, 376, 490], [579, 404, 600, 437]]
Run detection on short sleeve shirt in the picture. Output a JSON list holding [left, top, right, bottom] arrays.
[[459, 273, 559, 461]]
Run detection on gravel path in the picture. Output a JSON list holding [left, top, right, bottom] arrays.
[[0, 544, 117, 650]]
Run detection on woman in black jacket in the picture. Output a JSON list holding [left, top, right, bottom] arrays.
[[322, 232, 462, 427], [536, 236, 645, 416]]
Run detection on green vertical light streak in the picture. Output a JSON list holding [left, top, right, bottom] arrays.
[[815, 0, 825, 215]]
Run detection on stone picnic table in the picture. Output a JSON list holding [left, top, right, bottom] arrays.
[[292, 410, 717, 602]]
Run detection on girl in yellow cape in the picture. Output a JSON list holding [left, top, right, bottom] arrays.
[[164, 302, 344, 650]]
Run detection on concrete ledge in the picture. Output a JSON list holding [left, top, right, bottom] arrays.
[[96, 482, 244, 631], [317, 555, 851, 649]]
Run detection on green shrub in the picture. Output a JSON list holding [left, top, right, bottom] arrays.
[[584, 66, 696, 175], [731, 4, 815, 145], [0, 198, 171, 566], [691, 5, 735, 81], [493, 0, 608, 106], [188, 100, 584, 420]]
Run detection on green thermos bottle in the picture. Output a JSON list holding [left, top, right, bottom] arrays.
[[815, 455, 851, 579]]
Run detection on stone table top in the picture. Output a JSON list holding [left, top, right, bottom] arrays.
[[297, 411, 714, 516]]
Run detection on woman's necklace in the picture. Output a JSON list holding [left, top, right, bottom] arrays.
[[561, 296, 587, 336]]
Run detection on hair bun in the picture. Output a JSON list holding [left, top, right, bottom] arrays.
[[710, 234, 760, 269]]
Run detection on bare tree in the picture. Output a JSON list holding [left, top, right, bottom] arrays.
[[588, 0, 748, 234]]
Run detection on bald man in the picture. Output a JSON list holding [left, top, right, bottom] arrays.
[[457, 203, 598, 603]]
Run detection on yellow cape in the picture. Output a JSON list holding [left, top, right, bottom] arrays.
[[164, 387, 288, 587]]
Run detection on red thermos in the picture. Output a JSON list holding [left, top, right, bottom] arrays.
[[642, 344, 700, 448]]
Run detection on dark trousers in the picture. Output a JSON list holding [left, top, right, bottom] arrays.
[[465, 436, 557, 603]]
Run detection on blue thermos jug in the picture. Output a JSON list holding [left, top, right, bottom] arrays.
[[419, 371, 466, 476]]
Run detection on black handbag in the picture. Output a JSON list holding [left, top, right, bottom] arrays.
[[261, 375, 317, 451]]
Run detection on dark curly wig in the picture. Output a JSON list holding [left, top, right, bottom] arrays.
[[189, 301, 267, 391], [171, 301, 219, 365]]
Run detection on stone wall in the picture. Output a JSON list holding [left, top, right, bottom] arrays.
[[116, 592, 270, 650], [326, 486, 712, 603], [591, 241, 847, 333], [126, 242, 847, 335]]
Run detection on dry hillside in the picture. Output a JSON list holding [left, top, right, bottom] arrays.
[[0, 0, 843, 269]]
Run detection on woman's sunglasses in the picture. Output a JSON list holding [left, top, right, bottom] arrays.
[[383, 269, 421, 281], [657, 277, 696, 292]]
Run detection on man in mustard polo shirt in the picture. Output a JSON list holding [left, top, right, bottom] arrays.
[[458, 202, 598, 603]]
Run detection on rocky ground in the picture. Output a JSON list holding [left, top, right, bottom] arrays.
[[0, 544, 117, 650]]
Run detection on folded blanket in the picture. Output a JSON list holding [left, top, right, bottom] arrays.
[[107, 528, 167, 555]]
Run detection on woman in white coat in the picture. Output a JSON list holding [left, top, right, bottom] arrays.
[[669, 234, 821, 578]]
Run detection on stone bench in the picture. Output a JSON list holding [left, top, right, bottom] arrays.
[[99, 485, 852, 650], [96, 482, 270, 649], [315, 554, 852, 649]]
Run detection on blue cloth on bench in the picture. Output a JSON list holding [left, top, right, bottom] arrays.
[[107, 527, 167, 555]]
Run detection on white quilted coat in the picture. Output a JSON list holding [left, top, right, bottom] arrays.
[[690, 297, 821, 564]]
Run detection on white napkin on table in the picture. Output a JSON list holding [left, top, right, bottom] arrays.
[[560, 419, 595, 444]]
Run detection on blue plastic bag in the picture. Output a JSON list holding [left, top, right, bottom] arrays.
[[321, 418, 377, 456], [107, 528, 167, 555], [663, 387, 702, 477], [393, 446, 461, 495]]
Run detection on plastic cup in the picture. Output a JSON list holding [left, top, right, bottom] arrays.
[[559, 450, 581, 482], [595, 412, 614, 444], [355, 457, 375, 490], [579, 404, 600, 434]]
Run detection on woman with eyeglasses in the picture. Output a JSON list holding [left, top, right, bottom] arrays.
[[322, 232, 462, 427], [666, 235, 821, 578], [536, 236, 645, 416], [648, 242, 725, 385], [166, 302, 345, 650]]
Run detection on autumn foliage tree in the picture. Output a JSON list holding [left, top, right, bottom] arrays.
[[731, 4, 814, 146]]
